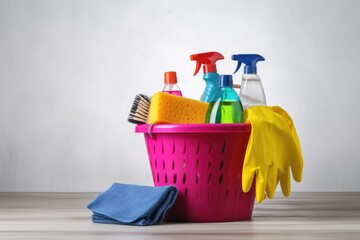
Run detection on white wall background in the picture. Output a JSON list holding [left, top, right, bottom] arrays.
[[1, 0, 360, 192]]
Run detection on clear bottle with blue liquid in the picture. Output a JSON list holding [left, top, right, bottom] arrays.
[[205, 75, 244, 123]]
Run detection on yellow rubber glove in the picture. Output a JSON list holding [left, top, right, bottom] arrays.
[[243, 106, 303, 203]]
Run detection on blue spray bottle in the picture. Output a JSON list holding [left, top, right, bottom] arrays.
[[232, 54, 266, 109], [190, 51, 224, 102]]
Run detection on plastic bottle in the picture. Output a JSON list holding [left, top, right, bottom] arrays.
[[231, 54, 266, 109], [190, 51, 224, 102], [162, 71, 183, 96], [205, 75, 244, 123]]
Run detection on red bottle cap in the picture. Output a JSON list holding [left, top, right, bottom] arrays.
[[164, 71, 177, 84]]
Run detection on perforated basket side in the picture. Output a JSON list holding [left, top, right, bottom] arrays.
[[142, 129, 255, 222]]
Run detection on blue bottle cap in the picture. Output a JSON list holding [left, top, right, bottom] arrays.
[[220, 75, 233, 87]]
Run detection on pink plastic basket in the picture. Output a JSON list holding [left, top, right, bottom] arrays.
[[135, 124, 255, 222]]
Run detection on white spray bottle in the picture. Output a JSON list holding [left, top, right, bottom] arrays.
[[232, 54, 266, 109]]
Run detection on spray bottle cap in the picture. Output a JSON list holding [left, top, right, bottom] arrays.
[[164, 71, 177, 84], [231, 54, 265, 74], [190, 51, 224, 76]]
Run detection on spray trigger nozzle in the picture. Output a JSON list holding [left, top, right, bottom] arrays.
[[190, 51, 224, 76], [233, 60, 242, 75], [232, 54, 265, 74]]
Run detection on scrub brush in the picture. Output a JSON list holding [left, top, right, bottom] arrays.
[[128, 94, 151, 124]]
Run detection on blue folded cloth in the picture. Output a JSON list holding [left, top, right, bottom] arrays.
[[87, 183, 178, 226]]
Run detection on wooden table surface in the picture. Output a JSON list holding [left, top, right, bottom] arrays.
[[1, 192, 359, 239]]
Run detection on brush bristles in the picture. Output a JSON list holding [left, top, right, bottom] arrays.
[[128, 94, 151, 124]]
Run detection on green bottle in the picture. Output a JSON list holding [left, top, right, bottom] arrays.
[[205, 75, 244, 123]]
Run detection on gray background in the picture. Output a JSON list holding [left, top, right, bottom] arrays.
[[1, 0, 359, 192]]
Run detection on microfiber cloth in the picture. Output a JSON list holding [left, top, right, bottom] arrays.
[[87, 183, 178, 226]]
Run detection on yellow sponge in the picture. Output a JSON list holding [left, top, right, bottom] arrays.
[[148, 92, 209, 124]]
